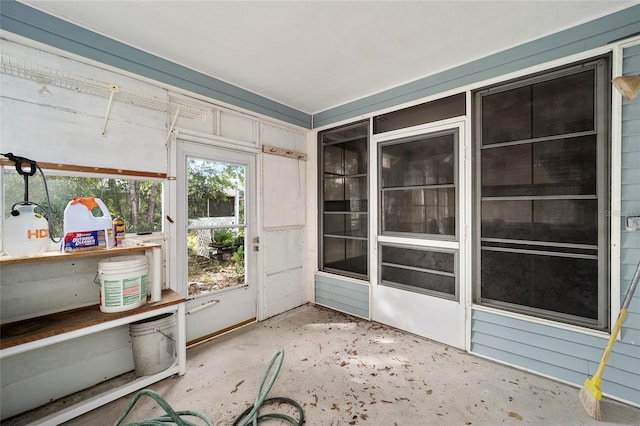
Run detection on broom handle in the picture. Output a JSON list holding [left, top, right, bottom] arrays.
[[592, 259, 640, 382]]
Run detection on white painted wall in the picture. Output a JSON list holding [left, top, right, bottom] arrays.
[[0, 39, 167, 173], [0, 38, 310, 419], [260, 123, 308, 318]]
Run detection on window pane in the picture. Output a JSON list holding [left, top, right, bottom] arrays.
[[382, 188, 455, 235], [374, 93, 465, 134], [323, 178, 345, 211], [2, 170, 162, 236], [323, 237, 367, 276], [382, 246, 454, 273], [187, 159, 245, 223], [319, 120, 369, 279], [323, 138, 367, 176], [323, 144, 344, 176], [187, 228, 245, 296], [481, 199, 598, 245], [343, 139, 368, 175], [482, 136, 597, 197], [381, 134, 455, 187], [321, 121, 368, 145], [475, 56, 609, 329], [324, 213, 367, 237], [187, 156, 246, 297], [533, 137, 596, 193], [323, 177, 367, 212], [482, 86, 532, 145], [381, 265, 455, 296], [532, 70, 595, 137], [482, 143, 532, 193], [481, 250, 598, 320]]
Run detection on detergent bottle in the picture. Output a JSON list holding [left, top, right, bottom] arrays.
[[61, 197, 115, 252]]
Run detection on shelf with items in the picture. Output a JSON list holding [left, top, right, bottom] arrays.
[[0, 241, 185, 425], [0, 242, 161, 265], [0, 289, 184, 353], [0, 290, 187, 426], [0, 242, 164, 306]]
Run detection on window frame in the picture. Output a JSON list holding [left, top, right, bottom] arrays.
[[472, 55, 611, 330], [378, 128, 459, 241], [318, 120, 370, 280], [1, 161, 166, 240], [378, 242, 459, 300]]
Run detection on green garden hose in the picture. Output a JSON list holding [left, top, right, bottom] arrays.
[[232, 349, 304, 426], [113, 349, 304, 426]]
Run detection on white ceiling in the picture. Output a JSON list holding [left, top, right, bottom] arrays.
[[19, 1, 639, 114]]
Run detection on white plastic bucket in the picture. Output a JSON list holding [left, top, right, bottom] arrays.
[[129, 312, 177, 376], [97, 255, 148, 313]]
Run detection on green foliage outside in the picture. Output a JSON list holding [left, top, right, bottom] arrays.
[[232, 245, 245, 277], [185, 159, 246, 292], [3, 170, 162, 237], [187, 159, 244, 221], [3, 167, 162, 237]]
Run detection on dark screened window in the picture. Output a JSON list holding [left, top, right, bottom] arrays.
[[474, 56, 610, 329], [380, 130, 457, 237], [380, 244, 456, 299], [319, 121, 369, 278], [374, 93, 466, 134]]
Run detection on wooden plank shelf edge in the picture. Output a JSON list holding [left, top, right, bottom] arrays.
[[0, 243, 161, 265], [0, 289, 184, 351]]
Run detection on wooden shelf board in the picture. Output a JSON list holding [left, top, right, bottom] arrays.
[[0, 243, 161, 265], [0, 289, 184, 350]]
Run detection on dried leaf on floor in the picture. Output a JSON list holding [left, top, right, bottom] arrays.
[[230, 380, 244, 393], [508, 411, 523, 420]]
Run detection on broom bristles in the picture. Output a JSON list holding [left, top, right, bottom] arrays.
[[579, 385, 602, 421]]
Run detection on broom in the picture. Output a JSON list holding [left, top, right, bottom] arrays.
[[579, 259, 640, 420]]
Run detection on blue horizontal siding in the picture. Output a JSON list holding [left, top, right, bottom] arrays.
[[622, 121, 640, 140], [314, 5, 640, 128], [471, 310, 640, 404], [622, 102, 640, 123], [622, 183, 640, 200], [621, 43, 640, 355], [622, 248, 640, 265], [0, 0, 312, 128], [471, 321, 594, 367], [314, 274, 369, 319], [621, 232, 640, 249], [622, 151, 640, 169]]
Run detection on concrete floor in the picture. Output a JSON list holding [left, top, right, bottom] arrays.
[[8, 304, 640, 425]]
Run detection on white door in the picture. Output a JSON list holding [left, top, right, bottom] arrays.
[[372, 121, 468, 349], [176, 140, 257, 344]]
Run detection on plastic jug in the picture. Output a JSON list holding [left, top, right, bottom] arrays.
[[61, 197, 115, 252], [3, 203, 50, 257]]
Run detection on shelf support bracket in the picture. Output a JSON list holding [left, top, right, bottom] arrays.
[[165, 106, 181, 145], [101, 84, 120, 136]]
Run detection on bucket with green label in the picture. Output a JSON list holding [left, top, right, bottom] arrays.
[[97, 255, 148, 313]]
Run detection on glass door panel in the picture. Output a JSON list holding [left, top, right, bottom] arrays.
[[186, 159, 246, 296], [177, 141, 257, 345]]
